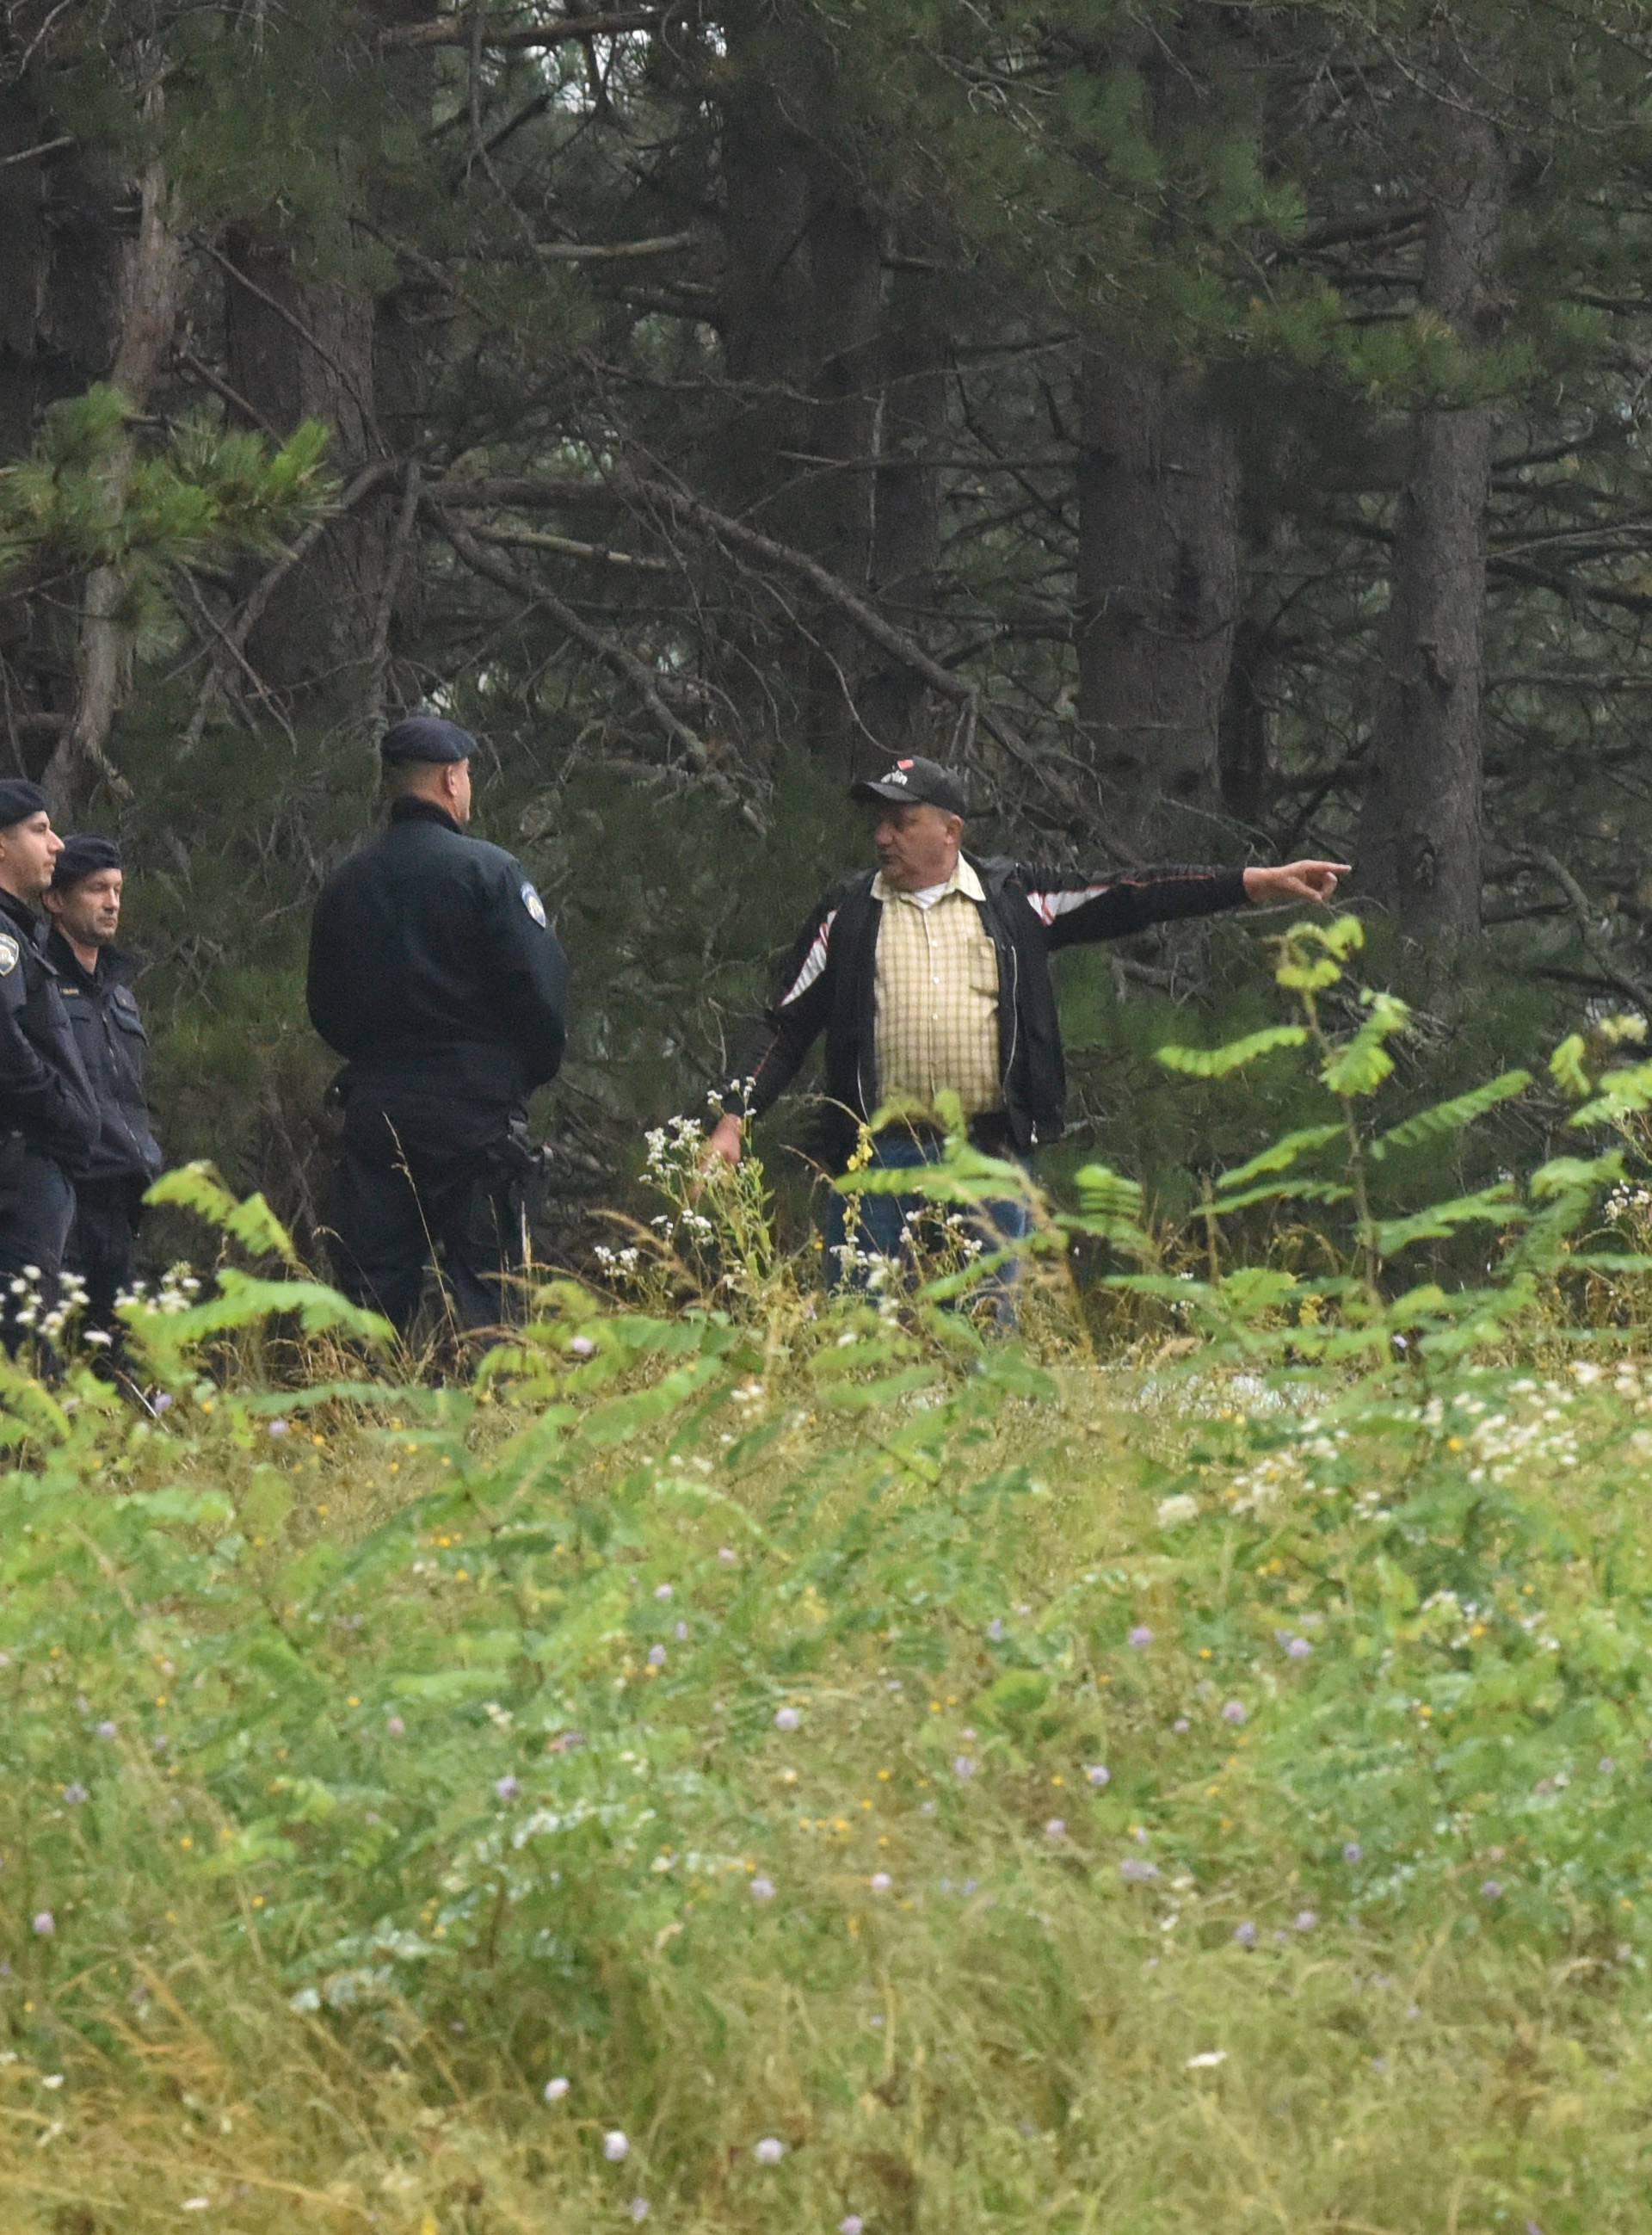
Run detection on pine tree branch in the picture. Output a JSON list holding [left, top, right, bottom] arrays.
[[384, 10, 683, 50]]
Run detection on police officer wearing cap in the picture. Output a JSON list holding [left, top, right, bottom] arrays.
[[0, 781, 100, 1352], [306, 715, 570, 1339], [42, 834, 164, 1337], [702, 753, 1349, 1284]]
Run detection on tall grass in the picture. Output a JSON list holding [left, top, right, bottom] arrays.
[[6, 921, 1652, 2232]]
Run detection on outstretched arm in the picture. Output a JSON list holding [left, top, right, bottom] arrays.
[[1242, 861, 1352, 907]]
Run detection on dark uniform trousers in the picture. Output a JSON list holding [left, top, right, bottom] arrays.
[[0, 1145, 76, 1345], [326, 1096, 525, 1341], [67, 1175, 147, 1331]]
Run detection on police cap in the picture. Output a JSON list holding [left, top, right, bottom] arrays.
[[0, 779, 49, 830], [52, 833, 122, 889], [380, 715, 476, 767]]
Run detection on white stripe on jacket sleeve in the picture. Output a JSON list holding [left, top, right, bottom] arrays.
[[778, 908, 838, 1004]]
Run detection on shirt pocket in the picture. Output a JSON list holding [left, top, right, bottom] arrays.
[[966, 948, 1002, 1003]]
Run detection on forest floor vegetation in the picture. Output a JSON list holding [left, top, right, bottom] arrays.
[[5, 921, 1652, 2232]]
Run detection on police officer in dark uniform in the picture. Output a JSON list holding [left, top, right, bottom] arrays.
[[306, 715, 569, 1340], [42, 834, 164, 1337], [0, 781, 100, 1355]]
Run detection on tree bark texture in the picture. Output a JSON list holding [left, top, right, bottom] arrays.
[[858, 257, 947, 762], [1355, 118, 1504, 985], [801, 155, 882, 779], [46, 143, 183, 811], [0, 82, 126, 770], [1076, 351, 1240, 851]]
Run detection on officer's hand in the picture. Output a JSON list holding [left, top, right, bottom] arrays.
[[701, 1112, 744, 1173], [1243, 860, 1353, 907]]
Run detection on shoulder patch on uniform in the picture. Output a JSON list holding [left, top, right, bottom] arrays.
[[521, 880, 547, 928], [0, 934, 18, 977]]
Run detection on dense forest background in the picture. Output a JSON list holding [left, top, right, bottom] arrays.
[[6, 0, 1652, 1252]]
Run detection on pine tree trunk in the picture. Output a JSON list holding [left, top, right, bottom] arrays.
[[1355, 119, 1504, 994], [221, 233, 390, 717], [859, 257, 947, 762], [216, 0, 428, 738], [802, 161, 881, 780], [46, 140, 182, 812], [0, 81, 125, 771], [1076, 352, 1239, 852]]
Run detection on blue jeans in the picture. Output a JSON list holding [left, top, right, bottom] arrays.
[[823, 1128, 1035, 1312]]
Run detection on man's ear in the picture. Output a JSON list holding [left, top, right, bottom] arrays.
[[40, 884, 61, 918]]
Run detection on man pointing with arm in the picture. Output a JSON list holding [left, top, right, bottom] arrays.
[[703, 755, 1347, 1278]]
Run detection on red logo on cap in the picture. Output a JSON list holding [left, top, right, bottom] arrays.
[[897, 758, 914, 769]]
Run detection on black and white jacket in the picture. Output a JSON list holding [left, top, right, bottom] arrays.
[[720, 853, 1248, 1166]]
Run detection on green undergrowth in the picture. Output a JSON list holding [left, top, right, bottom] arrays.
[[7, 922, 1652, 2232]]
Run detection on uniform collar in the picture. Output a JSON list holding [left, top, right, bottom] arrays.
[[45, 924, 133, 991], [0, 883, 41, 943], [872, 854, 986, 906], [389, 797, 462, 835]]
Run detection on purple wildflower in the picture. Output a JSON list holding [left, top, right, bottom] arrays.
[[869, 1872, 892, 1893], [647, 1644, 667, 1668], [96, 1721, 115, 1740], [1085, 1764, 1110, 1787], [753, 2138, 786, 2165], [1342, 1842, 1363, 1864], [1233, 1921, 1257, 1948], [1293, 1910, 1318, 1932], [63, 1783, 88, 1806], [654, 1584, 673, 1602], [385, 1715, 406, 1738], [774, 1706, 800, 1732], [1286, 1637, 1313, 1661], [543, 2077, 570, 2103], [986, 1619, 1005, 1643], [840, 2220, 865, 2235], [1044, 1818, 1067, 1842], [749, 1876, 776, 1903], [952, 1755, 977, 1780], [32, 1911, 53, 1937], [1119, 1857, 1160, 1884], [569, 1335, 595, 1359], [1127, 1625, 1154, 1649], [1221, 1701, 1248, 1726], [495, 1775, 520, 1803], [1481, 1879, 1503, 1900], [603, 2131, 630, 2162], [267, 1418, 289, 1438], [629, 2201, 650, 2222]]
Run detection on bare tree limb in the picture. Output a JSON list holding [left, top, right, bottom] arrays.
[[385, 10, 681, 51], [182, 461, 398, 750], [424, 497, 763, 829], [538, 231, 697, 262], [1517, 849, 1652, 1015]]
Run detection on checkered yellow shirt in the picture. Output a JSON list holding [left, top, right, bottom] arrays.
[[872, 856, 1002, 1120]]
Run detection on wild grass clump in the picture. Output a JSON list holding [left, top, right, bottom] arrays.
[[5, 920, 1652, 2232]]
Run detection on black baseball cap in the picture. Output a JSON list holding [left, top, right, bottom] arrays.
[[850, 756, 969, 818]]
